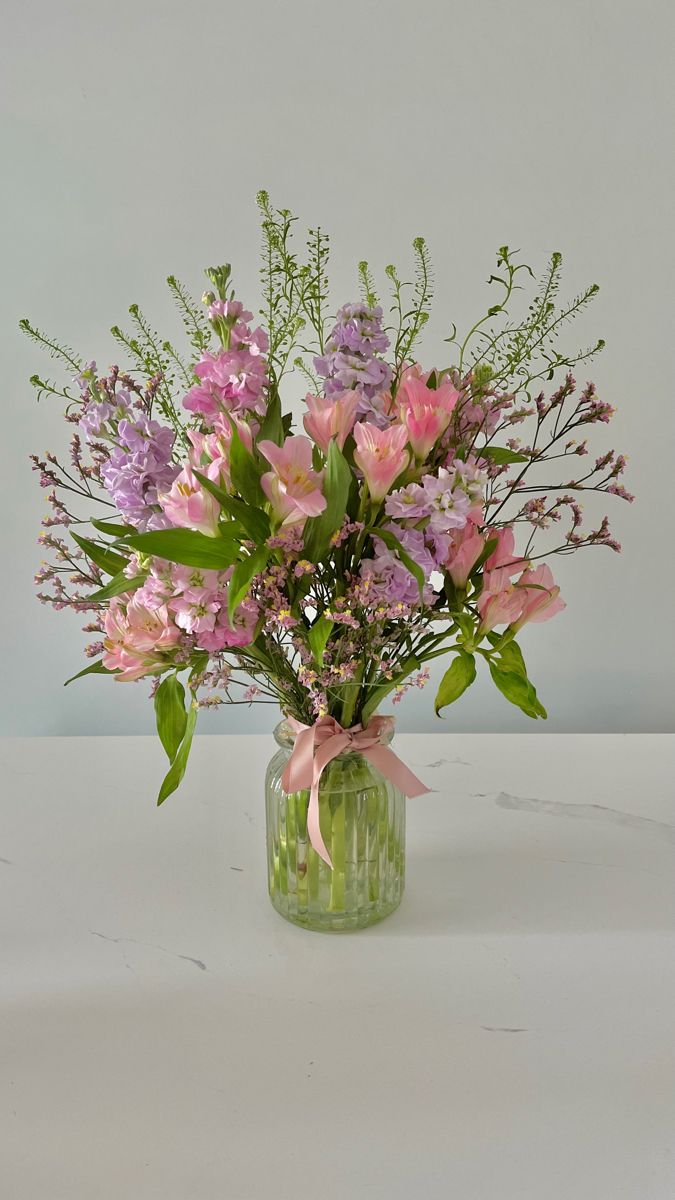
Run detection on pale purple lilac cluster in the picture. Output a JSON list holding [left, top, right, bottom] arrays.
[[79, 366, 178, 531], [314, 303, 393, 425]]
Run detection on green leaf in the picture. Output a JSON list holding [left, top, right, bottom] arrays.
[[88, 572, 145, 603], [193, 471, 270, 544], [488, 661, 547, 719], [477, 446, 530, 465], [122, 528, 239, 570], [154, 674, 188, 762], [257, 389, 284, 446], [229, 425, 265, 506], [435, 651, 476, 715], [303, 440, 352, 562], [157, 699, 198, 806], [64, 659, 114, 686], [307, 616, 334, 667], [369, 527, 425, 601], [70, 532, 129, 576], [91, 518, 135, 537], [495, 638, 527, 677], [228, 544, 270, 623]]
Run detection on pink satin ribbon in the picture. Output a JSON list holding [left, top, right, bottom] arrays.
[[280, 715, 429, 868]]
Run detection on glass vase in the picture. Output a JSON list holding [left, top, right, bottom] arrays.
[[265, 720, 405, 931]]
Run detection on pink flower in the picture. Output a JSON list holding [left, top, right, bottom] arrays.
[[353, 422, 410, 501], [476, 576, 526, 634], [303, 391, 358, 453], [103, 597, 181, 681], [259, 436, 327, 524], [482, 526, 528, 592], [511, 564, 566, 631], [187, 418, 253, 493], [158, 464, 221, 537], [197, 596, 259, 651], [396, 376, 459, 460], [445, 524, 486, 588]]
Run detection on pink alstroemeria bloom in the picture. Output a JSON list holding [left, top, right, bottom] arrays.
[[103, 597, 181, 682], [259, 436, 327, 523], [482, 526, 528, 592], [158, 463, 221, 537], [396, 376, 460, 461], [476, 575, 527, 634], [353, 421, 410, 501], [445, 524, 486, 588], [510, 564, 566, 631], [303, 391, 358, 453]]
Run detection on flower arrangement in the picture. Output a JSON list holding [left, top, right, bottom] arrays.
[[24, 192, 631, 832]]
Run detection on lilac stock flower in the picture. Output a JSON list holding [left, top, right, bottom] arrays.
[[315, 303, 392, 417], [98, 414, 178, 530], [80, 389, 133, 438], [359, 526, 436, 608]]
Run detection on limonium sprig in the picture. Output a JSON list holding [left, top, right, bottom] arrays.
[[23, 193, 632, 802]]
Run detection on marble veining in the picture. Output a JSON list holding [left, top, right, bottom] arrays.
[[491, 791, 675, 843], [90, 930, 208, 972]]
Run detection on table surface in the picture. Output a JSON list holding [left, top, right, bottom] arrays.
[[1, 733, 674, 1200]]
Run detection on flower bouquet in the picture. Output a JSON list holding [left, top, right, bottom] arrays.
[[25, 192, 631, 930]]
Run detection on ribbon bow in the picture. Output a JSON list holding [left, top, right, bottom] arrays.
[[281, 715, 429, 867]]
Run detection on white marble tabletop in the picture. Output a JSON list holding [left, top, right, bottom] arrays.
[[1, 733, 674, 1199]]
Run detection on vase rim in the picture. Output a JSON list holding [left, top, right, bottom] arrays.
[[273, 715, 395, 750]]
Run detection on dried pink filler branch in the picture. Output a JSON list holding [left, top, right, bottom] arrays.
[[22, 193, 631, 802]]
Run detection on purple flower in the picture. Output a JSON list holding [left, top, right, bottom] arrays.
[[314, 302, 392, 405], [98, 414, 178, 530]]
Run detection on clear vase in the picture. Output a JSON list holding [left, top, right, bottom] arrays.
[[265, 720, 405, 932]]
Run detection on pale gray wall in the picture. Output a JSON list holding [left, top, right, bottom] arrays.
[[2, 0, 673, 736]]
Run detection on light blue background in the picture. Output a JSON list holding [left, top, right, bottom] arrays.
[[2, 0, 673, 736]]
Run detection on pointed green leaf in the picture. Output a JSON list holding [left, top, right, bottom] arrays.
[[478, 446, 530, 465], [193, 471, 270, 544], [154, 674, 188, 761], [122, 528, 239, 569], [307, 616, 334, 667], [157, 699, 198, 805], [488, 661, 547, 719], [91, 518, 135, 537], [303, 440, 352, 562], [70, 532, 129, 576], [229, 425, 265, 506], [257, 389, 284, 446], [64, 659, 114, 686], [228, 545, 270, 623], [88, 572, 145, 603], [435, 650, 476, 715]]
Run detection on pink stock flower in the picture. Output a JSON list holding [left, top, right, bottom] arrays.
[[103, 597, 181, 681], [187, 418, 254, 493], [444, 524, 486, 588], [511, 564, 566, 631], [197, 596, 259, 651], [303, 391, 358, 453], [353, 421, 410, 501], [158, 463, 222, 537], [396, 376, 459, 460], [259, 436, 327, 524]]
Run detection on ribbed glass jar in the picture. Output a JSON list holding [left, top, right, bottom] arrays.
[[265, 720, 405, 932]]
